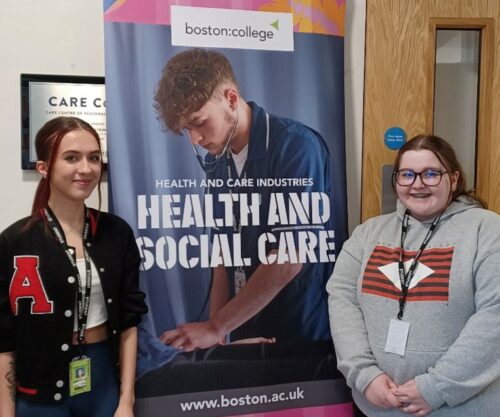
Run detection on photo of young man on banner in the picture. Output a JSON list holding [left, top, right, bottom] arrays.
[[103, 1, 351, 415], [154, 48, 335, 350]]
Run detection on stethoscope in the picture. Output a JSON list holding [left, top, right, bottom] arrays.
[[185, 110, 240, 174], [185, 110, 270, 175], [189, 110, 270, 321]]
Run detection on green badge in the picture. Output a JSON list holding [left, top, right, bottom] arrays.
[[69, 357, 91, 396]]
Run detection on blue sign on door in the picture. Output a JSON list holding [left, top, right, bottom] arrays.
[[384, 127, 407, 150]]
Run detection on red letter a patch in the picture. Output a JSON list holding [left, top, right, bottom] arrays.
[[9, 256, 54, 315]]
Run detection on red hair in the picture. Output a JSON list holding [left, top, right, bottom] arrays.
[[393, 134, 485, 208], [25, 117, 103, 229]]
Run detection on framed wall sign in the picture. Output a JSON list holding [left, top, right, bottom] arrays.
[[21, 74, 106, 169]]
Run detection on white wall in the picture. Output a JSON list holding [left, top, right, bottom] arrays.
[[0, 0, 108, 232], [0, 0, 365, 234], [344, 0, 366, 232]]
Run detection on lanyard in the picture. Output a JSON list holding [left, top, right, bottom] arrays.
[[397, 209, 442, 319], [44, 207, 92, 345], [226, 155, 247, 234], [226, 112, 269, 234]]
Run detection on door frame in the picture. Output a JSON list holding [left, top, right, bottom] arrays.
[[361, 1, 500, 221]]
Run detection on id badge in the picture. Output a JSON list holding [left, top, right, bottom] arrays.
[[234, 268, 246, 294], [69, 356, 91, 396], [384, 319, 410, 356]]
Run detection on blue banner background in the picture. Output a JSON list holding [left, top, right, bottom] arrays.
[[104, 23, 347, 338]]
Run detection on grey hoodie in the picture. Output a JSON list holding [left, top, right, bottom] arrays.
[[327, 196, 500, 416]]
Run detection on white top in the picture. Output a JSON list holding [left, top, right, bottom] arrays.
[[73, 258, 108, 331], [230, 143, 249, 177]]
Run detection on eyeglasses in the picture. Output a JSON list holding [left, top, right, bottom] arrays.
[[393, 169, 447, 186]]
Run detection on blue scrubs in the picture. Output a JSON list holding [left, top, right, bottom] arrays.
[[206, 102, 335, 343]]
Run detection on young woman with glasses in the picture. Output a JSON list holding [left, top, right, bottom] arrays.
[[327, 134, 500, 417]]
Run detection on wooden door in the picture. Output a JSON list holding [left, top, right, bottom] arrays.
[[362, 0, 500, 221]]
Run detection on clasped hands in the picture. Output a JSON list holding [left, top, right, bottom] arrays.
[[364, 374, 433, 416]]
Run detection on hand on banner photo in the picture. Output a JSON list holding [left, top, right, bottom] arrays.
[[230, 337, 276, 345], [159, 321, 225, 351], [393, 379, 433, 416], [363, 373, 400, 410]]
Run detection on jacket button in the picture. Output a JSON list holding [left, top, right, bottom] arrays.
[[69, 248, 75, 255], [112, 330, 117, 335], [99, 267, 105, 273], [86, 242, 92, 247], [54, 393, 62, 401], [107, 298, 113, 304], [56, 380, 64, 387], [61, 344, 69, 351], [64, 310, 72, 317], [68, 276, 75, 284]]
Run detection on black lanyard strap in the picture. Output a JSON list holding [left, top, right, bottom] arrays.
[[44, 207, 92, 345], [227, 153, 248, 234], [225, 111, 269, 234], [397, 209, 442, 319]]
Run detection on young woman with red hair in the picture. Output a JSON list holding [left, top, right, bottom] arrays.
[[0, 117, 147, 417]]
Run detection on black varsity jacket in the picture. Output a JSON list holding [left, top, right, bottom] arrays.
[[0, 209, 147, 403]]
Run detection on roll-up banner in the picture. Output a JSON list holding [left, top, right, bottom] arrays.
[[103, 1, 351, 416]]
